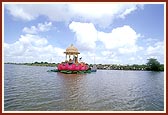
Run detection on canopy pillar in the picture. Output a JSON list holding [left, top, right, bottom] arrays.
[[63, 44, 80, 63]]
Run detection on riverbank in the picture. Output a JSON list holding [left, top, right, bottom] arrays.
[[5, 62, 58, 67], [5, 62, 164, 71]]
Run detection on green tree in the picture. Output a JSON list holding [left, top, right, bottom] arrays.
[[159, 64, 164, 71], [44, 62, 48, 64], [34, 62, 39, 64], [146, 58, 161, 71]]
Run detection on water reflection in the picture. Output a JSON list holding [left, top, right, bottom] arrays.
[[57, 72, 86, 77], [56, 72, 89, 110]]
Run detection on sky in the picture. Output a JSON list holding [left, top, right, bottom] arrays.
[[3, 3, 165, 65]]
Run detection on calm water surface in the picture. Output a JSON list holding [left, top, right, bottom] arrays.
[[4, 64, 164, 111]]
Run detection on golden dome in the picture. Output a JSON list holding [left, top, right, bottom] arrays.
[[64, 44, 80, 54]]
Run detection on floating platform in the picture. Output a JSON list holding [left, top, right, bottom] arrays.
[[47, 69, 96, 74]]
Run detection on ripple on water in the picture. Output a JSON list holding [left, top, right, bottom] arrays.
[[4, 65, 164, 111]]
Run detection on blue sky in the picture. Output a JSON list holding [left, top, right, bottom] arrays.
[[3, 3, 165, 64]]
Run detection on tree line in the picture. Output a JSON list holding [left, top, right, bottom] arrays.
[[5, 58, 164, 71], [93, 58, 164, 71], [31, 58, 164, 71]]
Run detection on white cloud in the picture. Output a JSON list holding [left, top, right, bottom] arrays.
[[69, 22, 142, 54], [23, 26, 37, 34], [68, 22, 149, 64], [5, 20, 153, 64], [4, 34, 65, 63], [101, 51, 116, 58], [137, 56, 143, 60], [5, 4, 35, 21], [4, 34, 48, 57], [5, 4, 144, 28], [145, 37, 158, 42], [118, 45, 143, 54], [22, 22, 52, 34], [95, 55, 120, 64], [98, 25, 141, 53], [69, 21, 98, 50], [118, 5, 138, 19], [129, 57, 135, 61], [4, 3, 164, 65], [146, 41, 164, 55]]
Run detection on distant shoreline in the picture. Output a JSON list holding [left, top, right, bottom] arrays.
[[5, 62, 164, 71]]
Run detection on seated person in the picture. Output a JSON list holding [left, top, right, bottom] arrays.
[[74, 57, 78, 64], [69, 58, 73, 65], [79, 57, 82, 62]]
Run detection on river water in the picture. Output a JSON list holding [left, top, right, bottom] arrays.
[[4, 64, 164, 111]]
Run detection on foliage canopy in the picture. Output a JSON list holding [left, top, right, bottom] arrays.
[[146, 58, 163, 71]]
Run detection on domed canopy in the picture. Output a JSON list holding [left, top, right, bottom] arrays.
[[64, 44, 80, 55]]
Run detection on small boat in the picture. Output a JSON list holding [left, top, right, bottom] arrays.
[[47, 68, 92, 74], [47, 69, 59, 72], [59, 69, 91, 74], [91, 64, 97, 72], [91, 69, 97, 72]]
